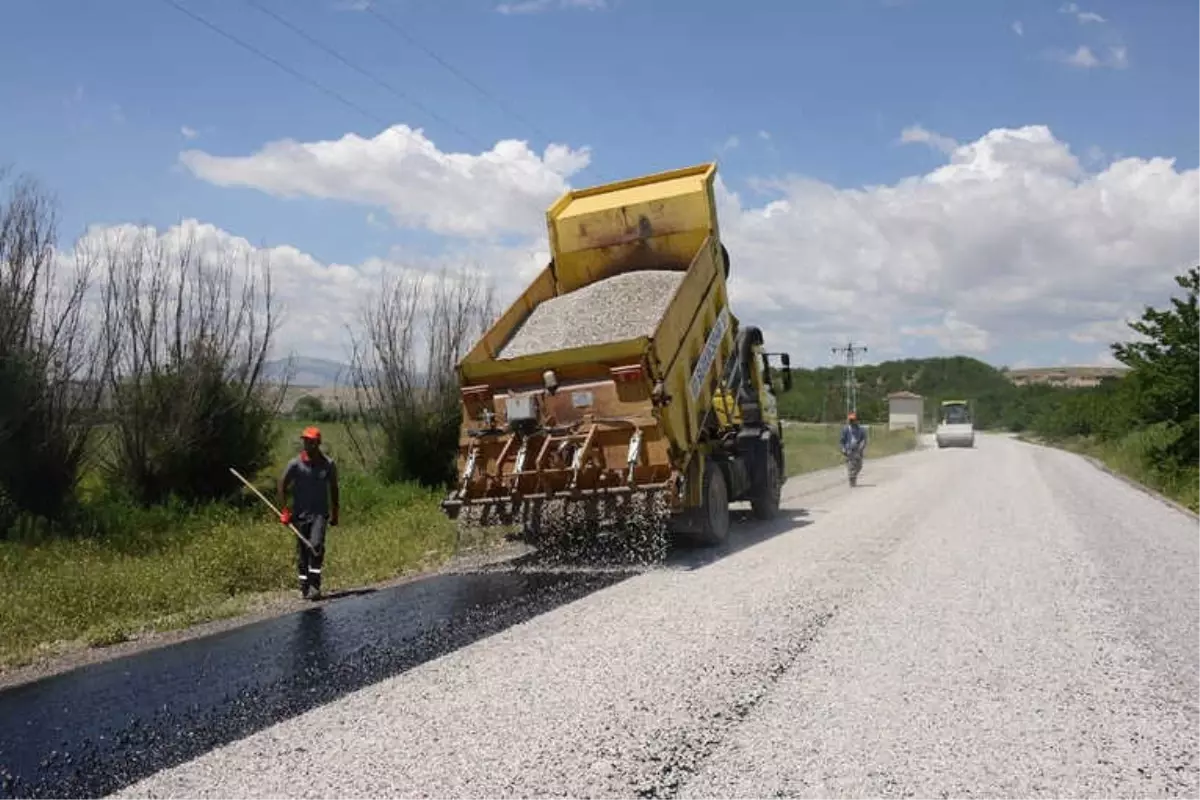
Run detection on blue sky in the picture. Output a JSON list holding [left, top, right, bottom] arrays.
[[1, 0, 1197, 369]]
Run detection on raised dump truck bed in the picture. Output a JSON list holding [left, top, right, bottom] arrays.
[[444, 163, 790, 558]]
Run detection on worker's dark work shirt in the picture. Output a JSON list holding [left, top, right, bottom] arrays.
[[282, 453, 337, 516], [840, 424, 867, 451]]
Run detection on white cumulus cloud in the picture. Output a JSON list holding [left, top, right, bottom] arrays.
[[715, 124, 1198, 364], [496, 0, 606, 14], [899, 124, 959, 155], [179, 124, 592, 239], [136, 122, 1200, 368], [63, 219, 542, 364], [1064, 45, 1102, 68], [1056, 44, 1129, 70], [1060, 2, 1107, 24]]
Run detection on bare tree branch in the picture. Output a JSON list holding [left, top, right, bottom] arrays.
[[345, 265, 497, 486], [0, 167, 113, 529], [99, 226, 283, 505]]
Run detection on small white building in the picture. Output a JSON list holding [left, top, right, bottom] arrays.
[[888, 391, 924, 433]]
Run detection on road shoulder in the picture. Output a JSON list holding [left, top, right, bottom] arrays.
[[0, 538, 528, 692]]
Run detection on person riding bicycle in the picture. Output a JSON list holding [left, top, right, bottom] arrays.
[[840, 412, 867, 459]]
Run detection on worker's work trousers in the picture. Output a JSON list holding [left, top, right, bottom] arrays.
[[295, 513, 328, 593]]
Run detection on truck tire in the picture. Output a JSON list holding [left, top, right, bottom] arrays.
[[751, 449, 782, 520], [694, 458, 730, 546]]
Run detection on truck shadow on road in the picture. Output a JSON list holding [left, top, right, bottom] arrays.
[[666, 507, 813, 571]]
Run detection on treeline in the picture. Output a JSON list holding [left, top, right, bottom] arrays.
[[0, 169, 495, 540], [776, 356, 1103, 432], [777, 352, 1132, 434], [776, 355, 1021, 428]]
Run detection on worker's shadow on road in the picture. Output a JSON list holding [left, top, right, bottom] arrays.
[[665, 506, 813, 571], [313, 587, 378, 602]]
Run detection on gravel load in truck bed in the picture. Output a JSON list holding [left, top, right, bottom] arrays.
[[497, 269, 686, 360]]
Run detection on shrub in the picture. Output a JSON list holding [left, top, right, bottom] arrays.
[[0, 169, 110, 533], [346, 268, 497, 488], [96, 223, 284, 507]]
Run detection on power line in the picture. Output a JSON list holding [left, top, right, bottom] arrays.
[[363, 4, 554, 143], [158, 0, 390, 128], [243, 0, 486, 149], [159, 0, 565, 226], [832, 340, 868, 417]]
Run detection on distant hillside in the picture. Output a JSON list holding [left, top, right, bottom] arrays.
[[777, 355, 1125, 428], [1004, 365, 1129, 387], [263, 356, 351, 388], [778, 356, 1010, 423]]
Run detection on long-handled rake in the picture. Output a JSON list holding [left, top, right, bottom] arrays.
[[229, 467, 316, 553]]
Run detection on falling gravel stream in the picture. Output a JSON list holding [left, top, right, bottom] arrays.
[[3, 435, 1197, 798]]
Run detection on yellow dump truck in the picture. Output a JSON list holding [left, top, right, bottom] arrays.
[[440, 162, 793, 556]]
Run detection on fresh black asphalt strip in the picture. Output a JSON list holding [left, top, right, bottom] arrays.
[[0, 567, 635, 799]]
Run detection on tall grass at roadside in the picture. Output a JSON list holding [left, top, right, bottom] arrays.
[[0, 421, 462, 670], [782, 423, 917, 477]]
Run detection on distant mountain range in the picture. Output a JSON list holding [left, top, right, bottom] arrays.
[[263, 357, 353, 388]]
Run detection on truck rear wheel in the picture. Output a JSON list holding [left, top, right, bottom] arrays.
[[751, 450, 782, 520], [694, 458, 730, 546]]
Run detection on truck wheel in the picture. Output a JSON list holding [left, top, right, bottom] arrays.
[[694, 458, 730, 546], [751, 450, 781, 520]]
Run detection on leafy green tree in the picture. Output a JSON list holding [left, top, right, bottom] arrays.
[[293, 394, 326, 420], [1110, 266, 1199, 466]]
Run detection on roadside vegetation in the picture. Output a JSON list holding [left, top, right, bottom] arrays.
[[0, 171, 494, 670], [782, 423, 916, 477], [0, 423, 464, 669], [1016, 269, 1198, 512]]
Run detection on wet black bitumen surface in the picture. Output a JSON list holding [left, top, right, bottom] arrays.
[[0, 567, 634, 799]]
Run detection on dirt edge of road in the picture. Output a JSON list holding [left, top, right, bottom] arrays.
[[1017, 435, 1198, 521], [0, 538, 531, 692], [1079, 453, 1199, 520]]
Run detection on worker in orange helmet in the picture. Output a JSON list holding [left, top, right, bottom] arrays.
[[277, 426, 340, 600]]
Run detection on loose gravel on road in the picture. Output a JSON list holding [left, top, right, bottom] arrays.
[[105, 436, 1200, 798], [497, 269, 685, 360]]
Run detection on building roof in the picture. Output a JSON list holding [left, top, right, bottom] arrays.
[[887, 390, 923, 399]]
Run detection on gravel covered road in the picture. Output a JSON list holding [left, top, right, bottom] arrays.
[[115, 435, 1198, 798]]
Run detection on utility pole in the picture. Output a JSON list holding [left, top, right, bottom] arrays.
[[831, 340, 868, 417]]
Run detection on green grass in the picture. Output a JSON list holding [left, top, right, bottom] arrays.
[[782, 422, 917, 477], [0, 419, 478, 671]]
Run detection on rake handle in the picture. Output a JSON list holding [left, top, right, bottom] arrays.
[[229, 467, 317, 553]]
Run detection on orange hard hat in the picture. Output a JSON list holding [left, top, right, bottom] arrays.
[[301, 426, 322, 441]]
